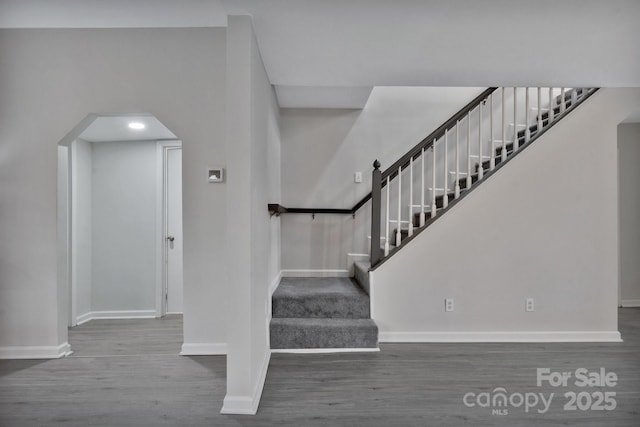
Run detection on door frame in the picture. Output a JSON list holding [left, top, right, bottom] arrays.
[[156, 140, 183, 316]]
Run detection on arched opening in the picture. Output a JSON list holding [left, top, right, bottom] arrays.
[[57, 113, 183, 354]]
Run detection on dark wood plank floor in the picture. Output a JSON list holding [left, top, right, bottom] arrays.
[[1, 309, 639, 426]]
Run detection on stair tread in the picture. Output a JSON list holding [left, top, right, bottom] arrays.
[[271, 317, 377, 327], [274, 277, 367, 298], [272, 277, 370, 319]]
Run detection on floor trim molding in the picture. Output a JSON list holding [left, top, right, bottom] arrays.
[[220, 351, 271, 415], [0, 342, 72, 359], [269, 271, 283, 297], [180, 343, 227, 356], [379, 331, 623, 343], [281, 269, 349, 278], [76, 310, 156, 325], [621, 299, 640, 307]]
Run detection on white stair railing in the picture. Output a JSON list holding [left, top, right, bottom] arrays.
[[370, 87, 595, 265]]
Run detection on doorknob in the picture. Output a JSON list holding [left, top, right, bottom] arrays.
[[167, 235, 175, 242]]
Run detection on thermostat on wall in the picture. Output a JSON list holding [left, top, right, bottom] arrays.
[[208, 168, 225, 183]]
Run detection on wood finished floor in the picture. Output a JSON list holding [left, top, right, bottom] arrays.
[[0, 309, 639, 426]]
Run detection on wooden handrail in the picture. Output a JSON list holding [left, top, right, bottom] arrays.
[[268, 187, 378, 217], [268, 89, 498, 217], [380, 87, 498, 180]]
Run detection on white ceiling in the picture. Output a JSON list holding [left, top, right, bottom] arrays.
[[79, 116, 177, 143], [227, 0, 640, 88], [0, 0, 228, 28], [3, 0, 640, 108]]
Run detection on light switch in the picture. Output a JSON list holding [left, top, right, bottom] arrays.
[[208, 168, 225, 183], [354, 171, 363, 183]]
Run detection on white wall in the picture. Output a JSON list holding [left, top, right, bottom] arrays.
[[56, 146, 70, 341], [279, 87, 482, 271], [71, 138, 93, 320], [223, 15, 281, 415], [618, 123, 640, 306], [0, 27, 227, 356], [91, 140, 158, 313], [371, 88, 640, 342]]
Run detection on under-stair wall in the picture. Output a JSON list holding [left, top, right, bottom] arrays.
[[370, 88, 640, 342], [280, 87, 484, 274]]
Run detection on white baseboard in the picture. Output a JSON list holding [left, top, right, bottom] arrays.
[[76, 310, 156, 325], [281, 269, 349, 278], [221, 351, 271, 415], [269, 271, 283, 296], [180, 343, 227, 356], [271, 347, 380, 354], [621, 299, 640, 307], [0, 342, 71, 359], [76, 311, 93, 325], [379, 331, 623, 343]]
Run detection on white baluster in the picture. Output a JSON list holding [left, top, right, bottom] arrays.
[[396, 167, 402, 247], [408, 157, 413, 237], [466, 111, 472, 189], [513, 87, 518, 152], [501, 88, 507, 161], [490, 92, 495, 170], [431, 142, 437, 218], [478, 102, 483, 179], [571, 88, 577, 106], [455, 121, 460, 198], [525, 87, 530, 142], [560, 87, 566, 113], [548, 87, 554, 122], [384, 177, 390, 256], [420, 147, 425, 227], [443, 129, 449, 208], [537, 87, 543, 131]]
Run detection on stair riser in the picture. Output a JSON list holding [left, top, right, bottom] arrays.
[[270, 321, 378, 349], [272, 295, 370, 319]]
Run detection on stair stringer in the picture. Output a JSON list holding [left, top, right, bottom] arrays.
[[369, 88, 640, 343]]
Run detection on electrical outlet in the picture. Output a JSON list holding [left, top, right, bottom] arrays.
[[445, 298, 454, 312], [354, 171, 363, 183], [526, 298, 535, 312]]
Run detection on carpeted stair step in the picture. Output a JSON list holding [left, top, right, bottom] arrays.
[[353, 261, 371, 295], [270, 317, 378, 349], [272, 277, 370, 319]]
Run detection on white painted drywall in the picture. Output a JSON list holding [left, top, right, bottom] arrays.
[[371, 88, 640, 339], [71, 139, 93, 320], [223, 15, 281, 415], [91, 141, 158, 312], [280, 87, 482, 271], [0, 27, 227, 353], [618, 123, 640, 305], [56, 146, 70, 340]]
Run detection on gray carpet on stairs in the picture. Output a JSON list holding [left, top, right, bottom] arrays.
[[353, 261, 371, 295], [270, 318, 378, 349], [272, 277, 370, 319], [270, 276, 378, 350]]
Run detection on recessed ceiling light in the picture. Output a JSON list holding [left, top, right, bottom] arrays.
[[128, 122, 146, 130]]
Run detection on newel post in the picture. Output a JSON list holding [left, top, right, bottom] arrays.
[[370, 160, 383, 265]]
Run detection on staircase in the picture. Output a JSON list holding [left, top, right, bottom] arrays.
[[370, 87, 596, 264], [270, 277, 378, 350], [269, 86, 597, 351]]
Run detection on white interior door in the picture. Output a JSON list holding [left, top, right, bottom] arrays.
[[165, 147, 183, 314]]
